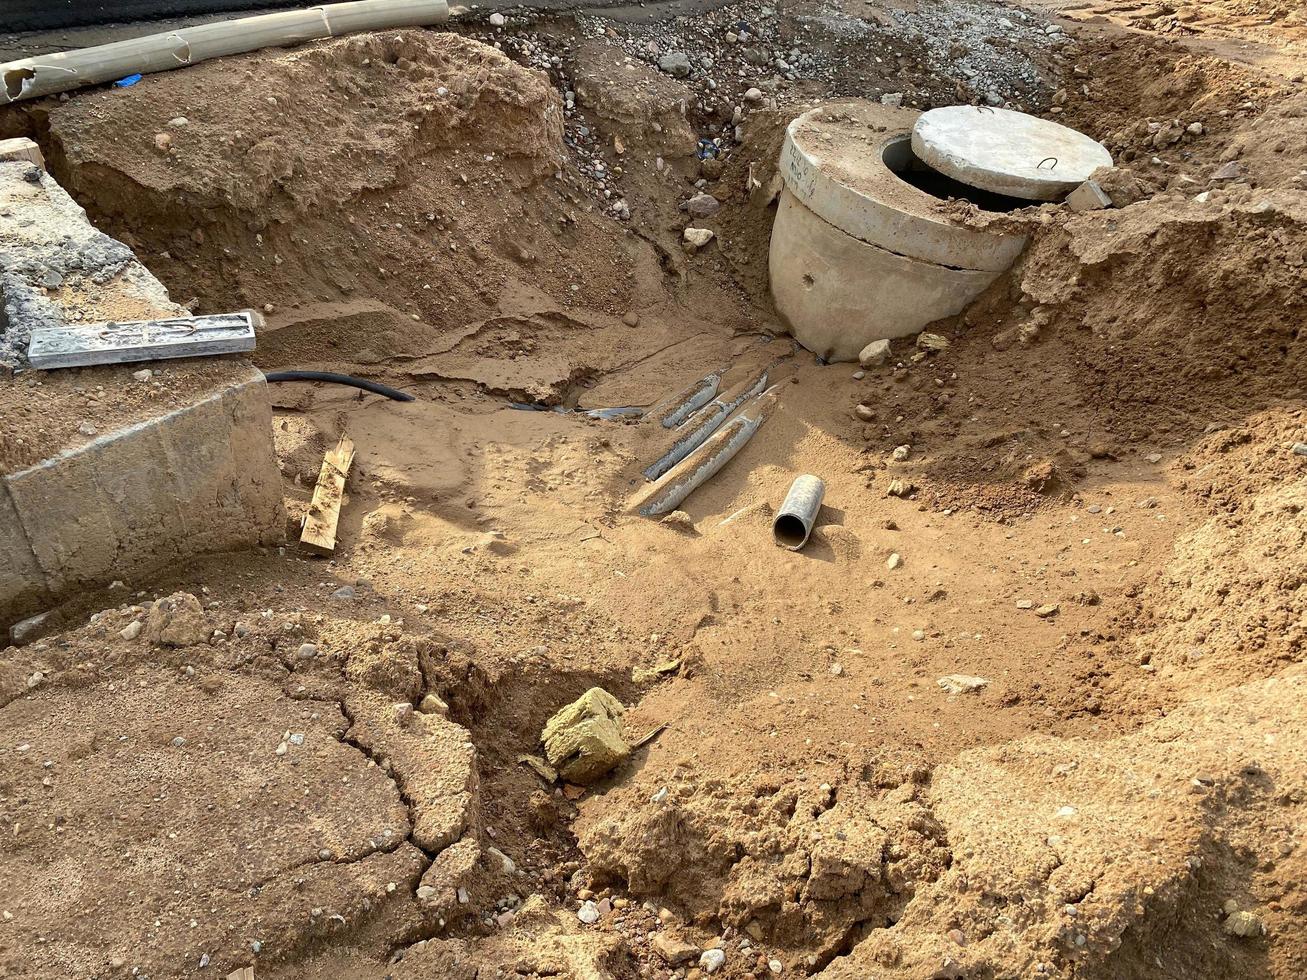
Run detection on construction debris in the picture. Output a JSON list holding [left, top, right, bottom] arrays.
[[0, 137, 44, 168], [301, 436, 355, 556], [26, 311, 260, 370], [541, 687, 630, 785]]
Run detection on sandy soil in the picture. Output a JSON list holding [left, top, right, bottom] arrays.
[[1, 2, 1305, 978]]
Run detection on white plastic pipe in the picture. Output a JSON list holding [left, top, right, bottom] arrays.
[[1, 0, 449, 105]]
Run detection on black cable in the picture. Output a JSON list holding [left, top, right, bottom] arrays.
[[262, 370, 415, 402]]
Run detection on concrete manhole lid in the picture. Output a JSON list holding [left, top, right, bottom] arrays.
[[911, 106, 1113, 202]]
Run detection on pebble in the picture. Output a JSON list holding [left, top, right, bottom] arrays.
[[78, 422, 97, 436], [658, 51, 692, 77], [892, 444, 911, 461], [331, 585, 356, 600], [854, 404, 875, 422], [623, 311, 640, 327], [489, 11, 506, 25], [1035, 604, 1059, 618], [912, 629, 925, 642], [577, 900, 600, 924], [859, 338, 891, 367], [1224, 910, 1264, 937], [684, 192, 721, 218], [1015, 599, 1034, 610], [297, 642, 317, 658], [120, 620, 142, 640], [168, 116, 189, 128], [852, 370, 865, 380], [132, 369, 152, 382], [886, 552, 903, 570], [700, 948, 726, 973], [937, 674, 989, 694]]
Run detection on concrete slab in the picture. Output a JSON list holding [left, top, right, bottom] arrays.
[[781, 101, 1025, 272], [912, 106, 1113, 202]]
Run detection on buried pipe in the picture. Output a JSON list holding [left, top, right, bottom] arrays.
[[647, 370, 722, 429], [643, 369, 768, 481], [772, 474, 825, 550], [0, 0, 449, 105], [628, 385, 781, 518]]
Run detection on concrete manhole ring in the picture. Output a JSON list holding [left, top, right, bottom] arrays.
[[779, 100, 1027, 272]]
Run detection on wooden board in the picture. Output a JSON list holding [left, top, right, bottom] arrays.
[[300, 436, 355, 556], [26, 311, 258, 370]]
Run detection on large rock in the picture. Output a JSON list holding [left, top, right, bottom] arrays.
[[541, 687, 629, 784]]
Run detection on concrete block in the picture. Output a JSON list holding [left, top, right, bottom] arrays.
[[0, 138, 44, 169], [1, 368, 284, 627], [1066, 179, 1113, 212]]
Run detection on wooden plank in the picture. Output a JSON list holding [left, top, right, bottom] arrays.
[[300, 436, 354, 556], [26, 311, 258, 370]]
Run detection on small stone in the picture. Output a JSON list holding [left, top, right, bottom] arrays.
[[1211, 161, 1245, 181], [683, 227, 715, 252], [886, 552, 903, 570], [684, 192, 721, 218], [420, 693, 450, 716], [852, 370, 865, 380], [892, 444, 911, 462], [120, 620, 143, 640], [297, 642, 317, 658], [916, 332, 950, 351], [880, 92, 904, 107], [132, 369, 153, 381], [153, 132, 172, 153], [700, 948, 726, 973], [78, 422, 97, 436], [394, 703, 415, 725], [744, 87, 764, 103], [488, 11, 505, 25], [854, 404, 875, 422], [331, 585, 356, 600], [1224, 910, 1264, 938], [937, 674, 988, 695], [948, 928, 967, 946], [577, 900, 600, 924], [658, 51, 692, 78], [859, 338, 891, 367], [1066, 179, 1112, 212], [654, 933, 700, 965], [622, 312, 640, 327], [912, 629, 926, 641], [1035, 604, 1059, 618], [1015, 599, 1034, 609], [168, 116, 189, 127], [769, 959, 783, 974]]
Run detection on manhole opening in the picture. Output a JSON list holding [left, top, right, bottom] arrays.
[[882, 136, 1030, 214]]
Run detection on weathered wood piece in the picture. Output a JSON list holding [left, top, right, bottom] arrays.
[[26, 311, 258, 370], [300, 436, 355, 556]]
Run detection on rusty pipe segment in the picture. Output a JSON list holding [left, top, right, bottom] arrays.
[[629, 385, 781, 518], [646, 370, 722, 429], [773, 474, 826, 550], [642, 369, 768, 481]]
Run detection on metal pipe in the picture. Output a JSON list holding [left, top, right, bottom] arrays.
[[0, 0, 450, 105], [643, 370, 767, 481], [772, 474, 825, 550], [647, 370, 721, 429], [629, 386, 780, 517]]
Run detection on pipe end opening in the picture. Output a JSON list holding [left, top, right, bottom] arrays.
[[773, 514, 810, 550]]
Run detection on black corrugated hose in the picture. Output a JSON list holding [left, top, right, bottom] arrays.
[[262, 370, 415, 402]]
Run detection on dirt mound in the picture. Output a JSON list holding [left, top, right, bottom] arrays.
[[819, 665, 1307, 980], [29, 30, 646, 380]]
